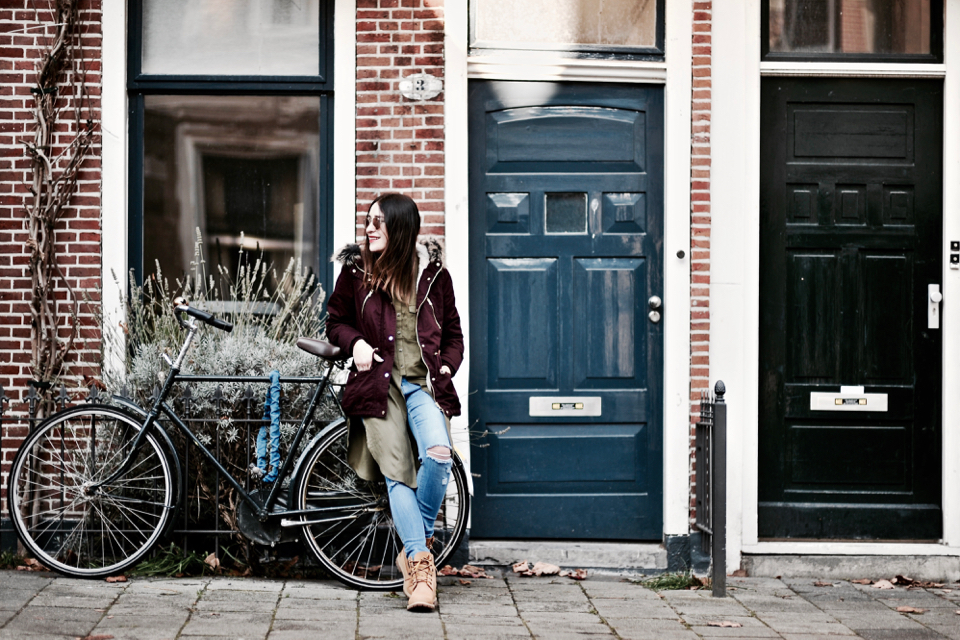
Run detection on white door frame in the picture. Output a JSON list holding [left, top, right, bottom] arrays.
[[445, 1, 694, 538], [712, 0, 960, 570]]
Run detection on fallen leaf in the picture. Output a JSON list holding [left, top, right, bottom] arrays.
[[439, 564, 493, 579], [896, 606, 927, 614], [512, 560, 530, 573], [813, 581, 833, 587], [851, 579, 872, 585], [458, 579, 472, 585], [528, 561, 561, 576], [954, 610, 960, 615], [20, 558, 50, 572], [76, 635, 114, 640], [707, 621, 743, 628], [560, 568, 588, 580], [105, 576, 127, 583], [729, 569, 747, 577], [873, 579, 895, 590], [204, 553, 220, 571]]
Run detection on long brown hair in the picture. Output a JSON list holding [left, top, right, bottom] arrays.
[[361, 193, 420, 303]]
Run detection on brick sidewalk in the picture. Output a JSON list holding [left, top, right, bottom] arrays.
[[2, 570, 959, 639]]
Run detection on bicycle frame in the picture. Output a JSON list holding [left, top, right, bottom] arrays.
[[93, 316, 345, 523]]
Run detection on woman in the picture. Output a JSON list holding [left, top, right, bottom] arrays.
[[326, 193, 464, 611]]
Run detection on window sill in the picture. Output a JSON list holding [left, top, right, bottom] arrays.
[[761, 61, 946, 79], [468, 52, 667, 84]]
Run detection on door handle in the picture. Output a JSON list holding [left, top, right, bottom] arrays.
[[928, 284, 942, 329], [648, 296, 662, 324]]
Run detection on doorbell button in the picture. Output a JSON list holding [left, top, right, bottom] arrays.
[[951, 241, 960, 252]]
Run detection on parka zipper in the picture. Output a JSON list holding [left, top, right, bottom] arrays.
[[426, 297, 441, 330], [416, 266, 441, 399], [360, 289, 374, 317]]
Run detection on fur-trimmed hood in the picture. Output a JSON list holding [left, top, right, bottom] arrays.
[[333, 237, 445, 269]]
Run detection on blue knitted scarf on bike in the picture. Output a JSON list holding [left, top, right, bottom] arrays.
[[256, 370, 282, 483]]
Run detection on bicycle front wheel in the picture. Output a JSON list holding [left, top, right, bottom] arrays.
[[294, 419, 470, 590], [8, 405, 176, 578]]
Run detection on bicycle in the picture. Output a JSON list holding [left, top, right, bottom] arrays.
[[7, 298, 470, 589]]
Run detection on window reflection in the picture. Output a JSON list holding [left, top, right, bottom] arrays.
[[141, 0, 320, 75], [473, 0, 658, 51], [142, 96, 320, 288], [769, 0, 931, 55]]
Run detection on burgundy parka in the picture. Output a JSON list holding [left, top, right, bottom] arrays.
[[326, 240, 464, 419]]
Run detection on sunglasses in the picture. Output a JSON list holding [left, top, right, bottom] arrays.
[[365, 214, 384, 230]]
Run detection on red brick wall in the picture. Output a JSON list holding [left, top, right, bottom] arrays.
[[0, 1, 102, 507], [689, 0, 712, 525], [355, 0, 445, 239]]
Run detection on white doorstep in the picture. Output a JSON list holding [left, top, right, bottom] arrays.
[[469, 540, 667, 572]]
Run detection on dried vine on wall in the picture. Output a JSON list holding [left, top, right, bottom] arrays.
[[23, 0, 95, 406]]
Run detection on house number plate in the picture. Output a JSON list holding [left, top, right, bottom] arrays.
[[529, 396, 602, 417]]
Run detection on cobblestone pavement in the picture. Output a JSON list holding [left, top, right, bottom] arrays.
[[2, 570, 959, 640]]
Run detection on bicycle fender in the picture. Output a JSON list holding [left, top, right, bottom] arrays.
[[286, 416, 347, 505]]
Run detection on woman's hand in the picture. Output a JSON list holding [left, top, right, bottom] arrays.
[[439, 365, 451, 376], [353, 340, 383, 371]]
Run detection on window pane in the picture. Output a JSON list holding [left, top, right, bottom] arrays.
[[473, 0, 657, 50], [143, 96, 320, 287], [769, 0, 932, 55], [545, 193, 588, 234], [142, 0, 320, 75]]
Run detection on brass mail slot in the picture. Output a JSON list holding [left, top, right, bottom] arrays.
[[811, 391, 887, 412], [835, 398, 867, 406], [530, 396, 601, 417]]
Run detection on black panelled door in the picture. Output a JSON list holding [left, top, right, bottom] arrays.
[[468, 81, 664, 540], [759, 78, 942, 539]]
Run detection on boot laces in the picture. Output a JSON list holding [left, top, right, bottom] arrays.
[[411, 556, 433, 586]]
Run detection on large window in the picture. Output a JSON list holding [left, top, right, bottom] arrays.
[[764, 0, 942, 61], [128, 0, 334, 294], [470, 0, 664, 58]]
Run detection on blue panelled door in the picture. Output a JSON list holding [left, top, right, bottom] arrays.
[[468, 82, 664, 540]]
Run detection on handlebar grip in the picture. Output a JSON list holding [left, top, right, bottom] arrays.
[[181, 306, 234, 333]]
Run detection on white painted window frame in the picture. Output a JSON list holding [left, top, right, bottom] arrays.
[[101, 0, 357, 370], [448, 1, 693, 538], [713, 0, 960, 571]]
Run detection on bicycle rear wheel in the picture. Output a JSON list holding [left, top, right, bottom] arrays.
[[293, 419, 470, 590], [8, 405, 176, 578]]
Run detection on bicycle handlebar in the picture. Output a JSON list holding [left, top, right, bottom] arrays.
[[173, 297, 233, 333]]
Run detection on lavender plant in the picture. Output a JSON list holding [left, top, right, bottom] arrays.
[[108, 232, 341, 558]]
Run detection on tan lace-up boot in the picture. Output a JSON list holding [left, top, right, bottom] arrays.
[[396, 550, 414, 597], [396, 538, 435, 597], [406, 551, 437, 611]]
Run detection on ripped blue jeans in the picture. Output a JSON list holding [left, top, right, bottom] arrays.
[[384, 377, 453, 560]]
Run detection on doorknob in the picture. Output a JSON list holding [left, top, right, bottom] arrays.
[[648, 296, 662, 324], [928, 284, 942, 329]]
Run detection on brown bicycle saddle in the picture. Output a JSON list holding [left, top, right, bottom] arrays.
[[296, 337, 344, 361]]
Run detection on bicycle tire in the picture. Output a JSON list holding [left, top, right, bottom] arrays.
[[8, 405, 176, 578], [293, 419, 470, 590]]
